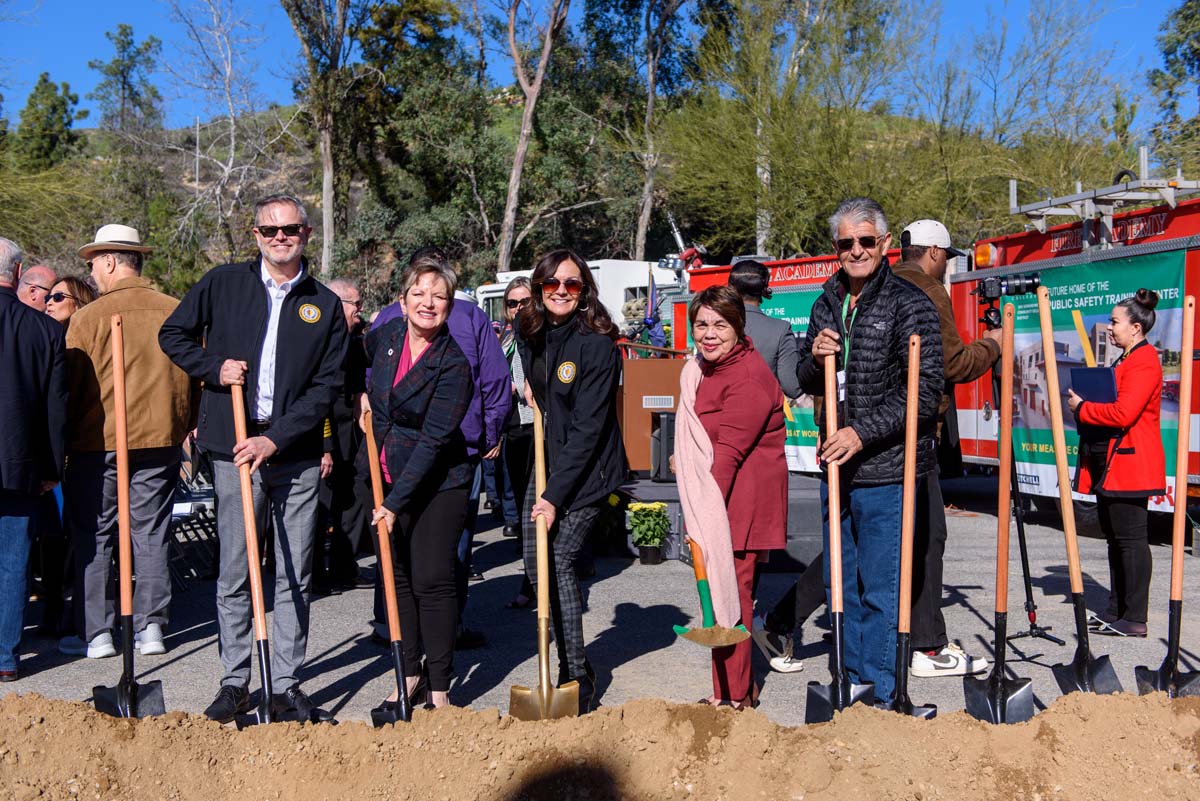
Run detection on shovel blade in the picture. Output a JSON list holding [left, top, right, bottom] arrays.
[[93, 678, 165, 719], [1052, 652, 1122, 696], [509, 681, 580, 721], [370, 702, 411, 727], [1134, 665, 1200, 698], [804, 679, 875, 724], [675, 625, 751, 648], [963, 674, 1035, 724], [889, 696, 937, 719]]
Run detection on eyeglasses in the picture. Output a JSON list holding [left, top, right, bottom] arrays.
[[505, 297, 532, 309], [539, 277, 584, 296], [47, 292, 75, 303], [28, 284, 51, 294], [254, 224, 305, 239], [834, 235, 880, 252], [340, 298, 363, 310]]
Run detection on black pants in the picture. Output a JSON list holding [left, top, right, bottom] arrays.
[[505, 426, 535, 600], [382, 484, 470, 693], [768, 556, 826, 633], [317, 453, 370, 583], [910, 475, 948, 651], [1097, 494, 1152, 624]]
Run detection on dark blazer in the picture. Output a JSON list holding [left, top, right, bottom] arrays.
[[0, 286, 67, 493], [159, 259, 348, 461], [363, 319, 474, 514], [743, 306, 801, 397]]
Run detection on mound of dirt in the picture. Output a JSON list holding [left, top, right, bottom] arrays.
[[0, 692, 1197, 801]]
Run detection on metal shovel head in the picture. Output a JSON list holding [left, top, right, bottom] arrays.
[[371, 699, 412, 727], [963, 672, 1035, 724], [804, 678, 875, 724], [509, 679, 580, 721], [1052, 651, 1122, 696], [93, 678, 165, 719], [1134, 664, 1200, 698], [673, 624, 750, 648], [889, 695, 937, 720]]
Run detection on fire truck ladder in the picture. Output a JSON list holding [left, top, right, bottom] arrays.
[[1010, 146, 1200, 247]]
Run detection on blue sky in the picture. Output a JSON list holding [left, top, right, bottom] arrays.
[[0, 0, 1186, 131]]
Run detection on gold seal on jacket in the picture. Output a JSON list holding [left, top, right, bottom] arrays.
[[557, 361, 577, 384], [299, 303, 321, 323]]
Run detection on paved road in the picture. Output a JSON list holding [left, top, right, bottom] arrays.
[[5, 477, 1199, 726]]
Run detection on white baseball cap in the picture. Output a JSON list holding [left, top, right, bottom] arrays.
[[900, 219, 964, 258]]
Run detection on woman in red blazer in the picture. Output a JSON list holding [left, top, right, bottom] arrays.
[[1068, 288, 1166, 637], [685, 286, 787, 708]]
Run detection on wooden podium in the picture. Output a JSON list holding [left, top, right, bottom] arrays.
[[617, 357, 686, 473]]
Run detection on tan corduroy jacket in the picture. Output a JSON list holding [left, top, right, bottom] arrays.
[[66, 276, 197, 452], [892, 261, 1001, 416]]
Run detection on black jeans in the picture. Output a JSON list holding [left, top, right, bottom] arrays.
[[910, 475, 949, 651], [1097, 494, 1152, 624], [768, 556, 826, 634], [382, 484, 470, 692]]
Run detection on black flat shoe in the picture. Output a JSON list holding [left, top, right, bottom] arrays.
[[407, 674, 429, 707]]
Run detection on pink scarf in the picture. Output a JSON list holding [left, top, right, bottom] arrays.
[[674, 357, 740, 628]]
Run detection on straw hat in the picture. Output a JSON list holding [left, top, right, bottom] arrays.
[[78, 224, 154, 260]]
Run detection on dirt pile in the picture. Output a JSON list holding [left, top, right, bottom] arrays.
[[0, 692, 1197, 801]]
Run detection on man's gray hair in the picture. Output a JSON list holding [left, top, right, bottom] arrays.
[[328, 277, 358, 295], [829, 197, 889, 240], [0, 237, 24, 283], [254, 193, 309, 227]]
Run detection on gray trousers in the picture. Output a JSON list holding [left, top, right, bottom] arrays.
[[213, 457, 319, 694], [67, 447, 179, 641]]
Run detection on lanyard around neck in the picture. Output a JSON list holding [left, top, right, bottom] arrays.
[[841, 293, 859, 365]]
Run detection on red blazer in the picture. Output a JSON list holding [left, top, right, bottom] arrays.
[[1075, 340, 1166, 497], [695, 340, 788, 551]]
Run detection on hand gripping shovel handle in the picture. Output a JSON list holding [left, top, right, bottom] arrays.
[[1037, 287, 1121, 695], [230, 384, 274, 722], [1138, 295, 1200, 696], [93, 315, 165, 718], [890, 336, 935, 719], [965, 304, 1034, 723], [363, 410, 411, 723]]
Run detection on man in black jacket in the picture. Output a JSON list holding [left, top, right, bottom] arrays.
[[160, 194, 348, 724], [0, 236, 67, 682], [796, 197, 943, 705]]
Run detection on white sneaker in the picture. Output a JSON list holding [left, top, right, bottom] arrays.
[[135, 623, 166, 655], [768, 636, 804, 673], [910, 643, 987, 677], [59, 632, 117, 659]]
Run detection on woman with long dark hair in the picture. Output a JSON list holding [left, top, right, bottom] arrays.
[[515, 249, 627, 713], [1068, 288, 1166, 638]]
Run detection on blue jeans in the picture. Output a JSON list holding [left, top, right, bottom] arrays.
[[0, 490, 38, 672], [821, 481, 903, 703]]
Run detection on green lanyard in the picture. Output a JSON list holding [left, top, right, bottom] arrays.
[[841, 294, 859, 366]]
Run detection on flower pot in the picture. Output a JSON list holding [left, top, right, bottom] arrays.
[[638, 545, 664, 565]]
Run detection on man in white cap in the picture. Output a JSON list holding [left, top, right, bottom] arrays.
[[893, 218, 1001, 678], [58, 224, 196, 660]]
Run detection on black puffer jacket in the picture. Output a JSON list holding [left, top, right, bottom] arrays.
[[796, 260, 943, 486]]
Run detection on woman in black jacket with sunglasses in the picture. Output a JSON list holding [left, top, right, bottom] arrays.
[[515, 249, 627, 714]]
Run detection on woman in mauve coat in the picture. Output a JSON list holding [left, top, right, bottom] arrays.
[[1068, 288, 1166, 638], [679, 285, 788, 709]]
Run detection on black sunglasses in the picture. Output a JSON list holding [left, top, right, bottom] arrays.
[[835, 235, 880, 252], [340, 298, 363, 310], [539, 277, 584, 295], [47, 292, 75, 303], [505, 297, 532, 309], [255, 224, 305, 239]]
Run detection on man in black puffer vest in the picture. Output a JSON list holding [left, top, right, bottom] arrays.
[[796, 197, 943, 705]]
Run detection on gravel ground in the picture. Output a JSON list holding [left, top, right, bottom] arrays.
[[5, 476, 1199, 726]]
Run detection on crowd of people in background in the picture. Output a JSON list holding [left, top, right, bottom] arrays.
[[0, 189, 1167, 717]]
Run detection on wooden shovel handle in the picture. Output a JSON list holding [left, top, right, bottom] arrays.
[[823, 354, 844, 614], [230, 384, 269, 642], [1171, 296, 1195, 602], [532, 403, 551, 621], [995, 304, 1016, 614], [1036, 286, 1084, 594], [363, 410, 403, 642], [110, 315, 133, 617], [897, 335, 920, 634]]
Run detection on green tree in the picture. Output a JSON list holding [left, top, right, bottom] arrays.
[[13, 73, 86, 171], [87, 24, 164, 132], [1149, 0, 1200, 172]]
